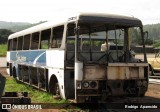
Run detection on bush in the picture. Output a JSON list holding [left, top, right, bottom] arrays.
[[145, 38, 153, 45], [153, 41, 160, 48], [0, 44, 7, 57]]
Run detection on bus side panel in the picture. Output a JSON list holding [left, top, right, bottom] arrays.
[[46, 50, 65, 99], [46, 50, 64, 68], [10, 50, 46, 65], [9, 50, 46, 79]]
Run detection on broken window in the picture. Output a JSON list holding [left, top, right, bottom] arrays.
[[31, 32, 39, 50], [12, 38, 18, 51], [23, 34, 31, 50], [17, 36, 23, 50], [52, 25, 64, 48], [41, 29, 51, 49]]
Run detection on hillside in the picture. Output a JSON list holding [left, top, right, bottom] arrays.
[[143, 23, 160, 40], [0, 21, 45, 32], [0, 21, 32, 32], [0, 20, 160, 43], [0, 21, 46, 44]]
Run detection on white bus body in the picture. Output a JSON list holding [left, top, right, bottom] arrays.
[[7, 13, 149, 103]]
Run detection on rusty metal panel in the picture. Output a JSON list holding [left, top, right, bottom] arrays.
[[139, 67, 144, 78], [84, 65, 106, 80], [108, 63, 148, 67], [107, 67, 128, 80], [129, 67, 139, 78], [129, 67, 144, 79], [107, 66, 144, 80]]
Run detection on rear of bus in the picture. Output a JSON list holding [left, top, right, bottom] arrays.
[[65, 13, 148, 103]]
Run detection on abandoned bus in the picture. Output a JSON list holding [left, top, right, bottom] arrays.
[[7, 13, 148, 103]]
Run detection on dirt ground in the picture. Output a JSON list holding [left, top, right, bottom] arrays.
[[0, 67, 160, 111]]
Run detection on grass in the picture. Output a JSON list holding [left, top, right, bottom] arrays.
[[4, 77, 85, 110], [153, 40, 160, 48], [5, 77, 67, 103], [0, 44, 7, 57]]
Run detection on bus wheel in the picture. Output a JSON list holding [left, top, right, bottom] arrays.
[[53, 83, 61, 99], [13, 67, 17, 78]]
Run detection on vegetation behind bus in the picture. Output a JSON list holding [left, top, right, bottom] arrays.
[[0, 44, 7, 57], [1, 22, 160, 57]]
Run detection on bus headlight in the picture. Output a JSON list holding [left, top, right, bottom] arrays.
[[82, 81, 89, 88], [77, 80, 99, 89]]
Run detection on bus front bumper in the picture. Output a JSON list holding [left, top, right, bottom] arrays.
[[76, 79, 148, 103]]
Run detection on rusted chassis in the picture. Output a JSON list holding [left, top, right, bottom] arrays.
[[76, 63, 148, 103]]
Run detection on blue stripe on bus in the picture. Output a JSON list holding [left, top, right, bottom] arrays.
[[10, 50, 46, 65]]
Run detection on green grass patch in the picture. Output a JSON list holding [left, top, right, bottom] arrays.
[[4, 77, 90, 110], [5, 77, 68, 103], [0, 44, 7, 57], [153, 40, 160, 48]]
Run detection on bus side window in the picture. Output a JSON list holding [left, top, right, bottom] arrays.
[[52, 25, 64, 48], [41, 29, 51, 49], [12, 38, 18, 51], [23, 34, 31, 50], [8, 39, 12, 51], [31, 32, 39, 50], [17, 36, 23, 50]]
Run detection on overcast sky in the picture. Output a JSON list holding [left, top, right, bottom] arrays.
[[1, 0, 160, 24]]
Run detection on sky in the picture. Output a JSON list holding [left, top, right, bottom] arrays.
[[1, 0, 160, 25]]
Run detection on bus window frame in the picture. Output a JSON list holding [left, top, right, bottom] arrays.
[[8, 39, 12, 51], [23, 34, 31, 50], [51, 25, 64, 48], [12, 38, 18, 51], [30, 32, 40, 50], [17, 36, 24, 50], [40, 28, 52, 49]]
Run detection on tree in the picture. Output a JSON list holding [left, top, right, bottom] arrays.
[[145, 38, 153, 45], [0, 29, 13, 44]]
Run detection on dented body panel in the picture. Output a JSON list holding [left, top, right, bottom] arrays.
[[107, 63, 148, 80], [76, 63, 148, 102], [84, 65, 106, 80], [83, 63, 147, 80]]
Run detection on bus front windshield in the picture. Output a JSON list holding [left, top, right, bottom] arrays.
[[76, 23, 145, 64]]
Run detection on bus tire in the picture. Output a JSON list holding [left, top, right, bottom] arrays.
[[53, 83, 61, 99], [49, 75, 60, 97], [13, 67, 17, 78]]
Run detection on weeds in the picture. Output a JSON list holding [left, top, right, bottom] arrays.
[[5, 77, 68, 103], [0, 44, 7, 57]]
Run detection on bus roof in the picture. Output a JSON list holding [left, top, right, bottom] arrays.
[[77, 13, 142, 26], [8, 19, 66, 39], [8, 12, 142, 40]]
